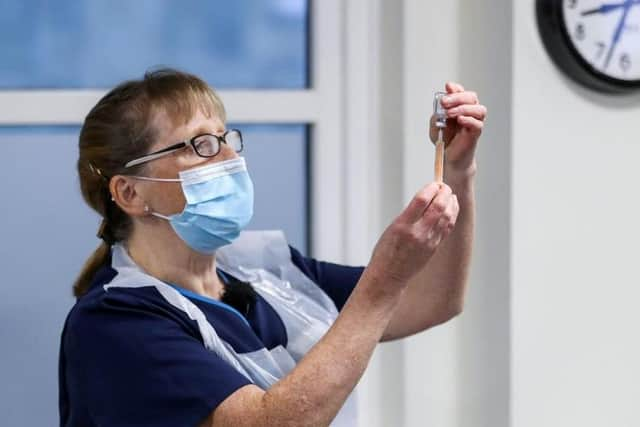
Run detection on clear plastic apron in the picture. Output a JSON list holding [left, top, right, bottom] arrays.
[[105, 230, 357, 426]]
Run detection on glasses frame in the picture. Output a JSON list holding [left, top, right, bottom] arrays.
[[124, 129, 243, 168]]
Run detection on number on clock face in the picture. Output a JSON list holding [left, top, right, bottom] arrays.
[[563, 0, 640, 80]]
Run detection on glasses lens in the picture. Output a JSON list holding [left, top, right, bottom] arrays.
[[225, 130, 243, 153], [193, 135, 219, 157]]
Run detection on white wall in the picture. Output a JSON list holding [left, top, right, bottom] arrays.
[[512, 1, 640, 426]]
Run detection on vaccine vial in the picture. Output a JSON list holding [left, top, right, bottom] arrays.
[[433, 91, 447, 128]]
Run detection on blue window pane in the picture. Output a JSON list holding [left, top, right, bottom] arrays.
[[0, 123, 308, 425], [0, 126, 92, 426], [0, 0, 308, 89], [235, 124, 309, 253]]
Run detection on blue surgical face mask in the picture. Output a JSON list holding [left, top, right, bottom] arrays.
[[134, 157, 254, 254]]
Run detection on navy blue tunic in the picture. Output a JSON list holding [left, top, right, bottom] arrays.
[[59, 246, 363, 427]]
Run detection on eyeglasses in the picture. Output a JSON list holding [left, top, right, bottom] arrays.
[[124, 129, 243, 168]]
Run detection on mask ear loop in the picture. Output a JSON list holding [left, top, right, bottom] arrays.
[[144, 204, 172, 220], [130, 175, 182, 182]]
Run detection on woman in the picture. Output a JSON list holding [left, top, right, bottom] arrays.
[[59, 69, 486, 426]]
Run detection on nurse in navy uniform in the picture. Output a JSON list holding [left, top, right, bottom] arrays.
[[58, 69, 486, 427]]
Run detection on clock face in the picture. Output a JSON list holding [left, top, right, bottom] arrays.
[[562, 0, 640, 81]]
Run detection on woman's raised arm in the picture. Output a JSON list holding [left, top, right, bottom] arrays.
[[202, 182, 457, 427]]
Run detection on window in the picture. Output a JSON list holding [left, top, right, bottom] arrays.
[[0, 0, 308, 89]]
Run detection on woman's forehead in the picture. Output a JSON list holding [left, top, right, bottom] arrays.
[[150, 108, 225, 147]]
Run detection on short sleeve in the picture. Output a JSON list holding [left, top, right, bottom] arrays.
[[62, 289, 252, 427], [289, 246, 365, 311]]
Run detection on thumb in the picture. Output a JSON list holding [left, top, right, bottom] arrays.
[[399, 182, 440, 224]]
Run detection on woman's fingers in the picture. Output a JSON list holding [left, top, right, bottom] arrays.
[[420, 184, 452, 227], [401, 182, 441, 223], [446, 104, 487, 121], [446, 81, 465, 93], [419, 186, 459, 245], [441, 91, 479, 108], [453, 194, 459, 222], [456, 115, 484, 135], [441, 194, 459, 234]]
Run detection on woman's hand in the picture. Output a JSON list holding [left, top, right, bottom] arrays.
[[429, 82, 486, 177], [368, 182, 460, 289]]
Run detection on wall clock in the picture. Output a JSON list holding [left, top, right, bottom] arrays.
[[537, 0, 640, 93]]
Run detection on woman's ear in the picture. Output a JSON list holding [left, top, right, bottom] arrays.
[[109, 175, 148, 217]]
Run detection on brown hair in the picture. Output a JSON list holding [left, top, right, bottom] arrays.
[[73, 68, 226, 297]]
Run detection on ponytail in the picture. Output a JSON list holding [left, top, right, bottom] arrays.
[[72, 242, 110, 298]]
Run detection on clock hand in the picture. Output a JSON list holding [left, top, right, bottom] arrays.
[[582, 1, 627, 16], [603, 0, 635, 69], [581, 0, 640, 16]]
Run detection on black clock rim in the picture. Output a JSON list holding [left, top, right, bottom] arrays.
[[536, 0, 640, 93]]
